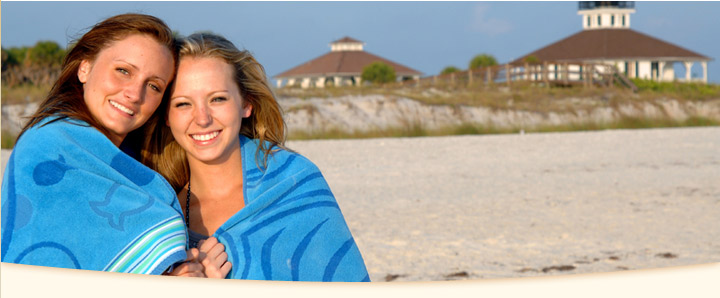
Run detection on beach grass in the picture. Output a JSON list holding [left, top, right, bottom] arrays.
[[1, 83, 51, 105], [2, 129, 18, 149], [287, 115, 720, 140]]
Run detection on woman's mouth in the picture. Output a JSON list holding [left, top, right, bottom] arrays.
[[190, 130, 221, 142], [109, 100, 135, 116]]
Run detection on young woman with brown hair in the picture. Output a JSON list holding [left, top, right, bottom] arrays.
[[1, 13, 226, 278]]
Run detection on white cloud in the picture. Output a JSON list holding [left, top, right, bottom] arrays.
[[471, 4, 513, 36]]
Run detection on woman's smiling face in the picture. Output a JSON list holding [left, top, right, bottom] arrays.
[[78, 33, 174, 146], [167, 56, 252, 164]]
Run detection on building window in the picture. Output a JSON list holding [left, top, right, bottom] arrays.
[[611, 15, 615, 26], [598, 15, 601, 26], [635, 61, 639, 78], [587, 16, 591, 27], [622, 15, 626, 26]]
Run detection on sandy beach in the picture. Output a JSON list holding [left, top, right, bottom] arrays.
[[2, 127, 719, 281]]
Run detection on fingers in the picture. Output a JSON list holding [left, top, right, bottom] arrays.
[[197, 237, 232, 279], [186, 248, 200, 262], [214, 250, 228, 266], [197, 237, 225, 266], [198, 237, 218, 253], [219, 261, 232, 278], [206, 242, 226, 261], [170, 261, 206, 278]]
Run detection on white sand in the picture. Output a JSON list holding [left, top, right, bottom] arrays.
[[3, 127, 719, 282]]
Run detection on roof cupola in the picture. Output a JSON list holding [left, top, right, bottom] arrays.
[[330, 36, 364, 52], [578, 1, 635, 30]]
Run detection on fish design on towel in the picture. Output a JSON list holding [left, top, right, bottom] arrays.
[[1, 117, 186, 274], [208, 136, 370, 281]]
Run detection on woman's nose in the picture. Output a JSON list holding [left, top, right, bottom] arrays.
[[124, 82, 143, 102], [194, 105, 212, 127]]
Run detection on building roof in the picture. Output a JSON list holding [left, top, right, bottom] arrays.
[[275, 50, 422, 78], [510, 29, 711, 64], [332, 36, 363, 44]]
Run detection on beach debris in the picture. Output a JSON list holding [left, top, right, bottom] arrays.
[[384, 274, 406, 282], [541, 265, 576, 273], [443, 271, 470, 280], [655, 252, 678, 259]]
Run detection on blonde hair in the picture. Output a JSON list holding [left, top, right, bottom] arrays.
[[142, 32, 287, 192]]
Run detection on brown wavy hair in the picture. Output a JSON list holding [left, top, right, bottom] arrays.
[[17, 13, 179, 150], [141, 32, 287, 192]]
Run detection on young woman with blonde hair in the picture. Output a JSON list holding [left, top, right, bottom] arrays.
[[143, 32, 369, 281]]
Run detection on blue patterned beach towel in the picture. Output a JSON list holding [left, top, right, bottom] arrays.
[[208, 136, 369, 281], [1, 118, 187, 274]]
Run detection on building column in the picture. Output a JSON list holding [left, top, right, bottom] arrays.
[[659, 62, 673, 82], [334, 76, 342, 86], [288, 78, 296, 86], [702, 61, 708, 84], [276, 79, 283, 88], [301, 77, 311, 89], [315, 77, 326, 88], [656, 62, 664, 81], [684, 61, 694, 81], [354, 76, 362, 86]]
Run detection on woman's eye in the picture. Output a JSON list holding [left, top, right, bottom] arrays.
[[149, 83, 162, 93], [116, 68, 129, 75], [174, 102, 190, 108], [211, 96, 227, 103]]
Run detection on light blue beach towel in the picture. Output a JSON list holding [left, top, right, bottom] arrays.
[[209, 136, 369, 281], [1, 117, 187, 274]]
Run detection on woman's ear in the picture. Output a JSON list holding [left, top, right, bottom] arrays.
[[242, 103, 253, 118], [77, 60, 91, 83]]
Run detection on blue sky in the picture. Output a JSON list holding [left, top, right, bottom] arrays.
[[2, 1, 719, 83]]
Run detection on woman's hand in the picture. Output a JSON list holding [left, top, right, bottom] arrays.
[[166, 248, 206, 277], [197, 237, 232, 278]]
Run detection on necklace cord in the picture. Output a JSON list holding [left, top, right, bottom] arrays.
[[185, 181, 191, 228]]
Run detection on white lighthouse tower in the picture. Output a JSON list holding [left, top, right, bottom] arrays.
[[578, 1, 636, 30]]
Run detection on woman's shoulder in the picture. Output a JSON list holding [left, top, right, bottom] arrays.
[[241, 136, 319, 172], [23, 116, 91, 136], [16, 116, 109, 153], [18, 117, 82, 144]]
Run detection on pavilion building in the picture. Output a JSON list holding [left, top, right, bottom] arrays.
[[274, 37, 422, 88], [510, 1, 711, 83]]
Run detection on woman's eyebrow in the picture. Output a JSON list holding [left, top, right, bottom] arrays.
[[114, 58, 168, 85]]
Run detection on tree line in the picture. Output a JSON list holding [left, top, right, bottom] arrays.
[[1, 40, 504, 87], [362, 53, 501, 84], [2, 40, 67, 87]]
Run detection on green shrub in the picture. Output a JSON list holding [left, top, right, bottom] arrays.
[[469, 54, 497, 70], [362, 62, 396, 84], [2, 129, 17, 149], [631, 79, 720, 100], [441, 66, 461, 75], [524, 55, 539, 64]]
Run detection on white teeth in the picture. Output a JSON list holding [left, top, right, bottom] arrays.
[[110, 100, 134, 115], [191, 131, 219, 142]]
